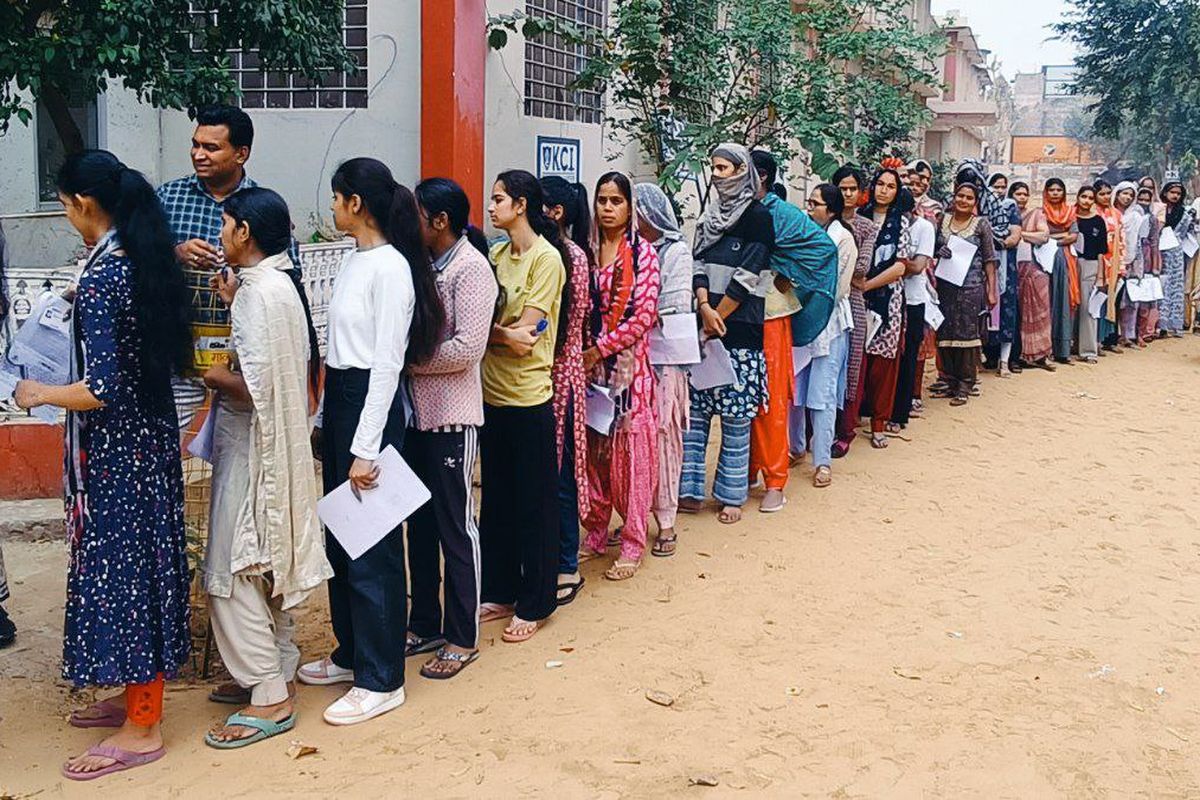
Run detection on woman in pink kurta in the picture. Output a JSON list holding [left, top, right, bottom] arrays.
[[580, 173, 661, 580]]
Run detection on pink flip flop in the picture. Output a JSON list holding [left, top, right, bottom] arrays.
[[62, 743, 165, 781], [69, 699, 127, 729]]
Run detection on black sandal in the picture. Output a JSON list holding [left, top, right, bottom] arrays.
[[405, 633, 446, 657], [651, 533, 677, 558], [556, 576, 585, 606], [607, 527, 622, 548], [420, 647, 479, 680]]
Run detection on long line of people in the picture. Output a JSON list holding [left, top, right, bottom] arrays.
[[9, 104, 1198, 779]]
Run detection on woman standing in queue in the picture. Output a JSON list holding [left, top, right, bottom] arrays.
[[634, 182, 693, 557], [1011, 182, 1055, 370], [1092, 180, 1125, 352], [540, 176, 592, 606], [679, 143, 774, 525], [857, 165, 912, 449], [790, 183, 857, 486], [933, 181, 998, 405], [1041, 178, 1080, 365], [1158, 181, 1194, 337], [1072, 185, 1107, 364], [15, 150, 192, 779], [478, 170, 568, 643], [830, 165, 878, 458], [405, 178, 497, 679], [297, 158, 445, 726], [578, 173, 660, 579]]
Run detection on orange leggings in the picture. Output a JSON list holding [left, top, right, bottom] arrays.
[[126, 674, 164, 726], [749, 318, 794, 490]]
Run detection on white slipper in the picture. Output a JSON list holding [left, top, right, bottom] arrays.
[[759, 496, 788, 514], [297, 656, 355, 686], [323, 686, 406, 726]]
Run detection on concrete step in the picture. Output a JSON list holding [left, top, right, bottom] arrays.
[[0, 498, 63, 542]]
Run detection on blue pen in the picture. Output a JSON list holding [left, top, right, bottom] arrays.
[[533, 318, 550, 336]]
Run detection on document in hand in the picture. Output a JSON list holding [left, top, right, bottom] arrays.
[[1183, 234, 1199, 259], [317, 445, 431, 560], [924, 302, 945, 331], [6, 293, 73, 386], [1087, 288, 1107, 320], [688, 338, 736, 391], [585, 383, 616, 434], [934, 235, 977, 287], [865, 310, 884, 346], [1159, 226, 1181, 251], [187, 403, 218, 463], [1035, 240, 1059, 274], [649, 312, 701, 366]]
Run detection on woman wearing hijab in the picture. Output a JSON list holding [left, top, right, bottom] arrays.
[[983, 172, 1024, 376], [1011, 182, 1055, 370], [1040, 178, 1080, 364], [856, 164, 912, 449], [1093, 180, 1125, 351], [680, 143, 774, 525], [1157, 181, 1193, 337], [1114, 181, 1143, 347], [635, 182, 693, 557], [933, 181, 998, 404]]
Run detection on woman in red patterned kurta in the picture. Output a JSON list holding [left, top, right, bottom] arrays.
[[579, 173, 661, 581]]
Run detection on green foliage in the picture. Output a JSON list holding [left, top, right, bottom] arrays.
[[0, 0, 356, 150], [488, 0, 942, 193], [1054, 0, 1200, 180]]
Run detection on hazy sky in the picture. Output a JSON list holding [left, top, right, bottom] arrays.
[[931, 0, 1078, 79]]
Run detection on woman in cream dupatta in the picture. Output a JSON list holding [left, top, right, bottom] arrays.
[[202, 188, 331, 748]]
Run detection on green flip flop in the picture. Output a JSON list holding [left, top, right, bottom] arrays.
[[204, 712, 296, 749]]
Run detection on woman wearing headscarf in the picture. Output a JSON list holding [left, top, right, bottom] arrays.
[[1093, 180, 1125, 351], [1157, 181, 1193, 337], [856, 164, 913, 449], [983, 172, 1024, 376], [1011, 182, 1054, 369], [680, 143, 774, 525], [1114, 181, 1144, 347], [635, 182, 692, 557], [830, 165, 878, 458], [1040, 178, 1080, 364]]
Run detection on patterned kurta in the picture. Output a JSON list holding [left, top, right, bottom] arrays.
[[935, 215, 996, 347], [845, 216, 879, 409], [551, 240, 591, 518], [64, 247, 190, 686], [1159, 212, 1194, 332]]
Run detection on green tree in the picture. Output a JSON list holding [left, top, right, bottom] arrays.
[[489, 0, 942, 194], [0, 0, 355, 154], [1054, 0, 1200, 179]]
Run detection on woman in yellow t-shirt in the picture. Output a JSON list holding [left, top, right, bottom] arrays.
[[478, 170, 570, 643]]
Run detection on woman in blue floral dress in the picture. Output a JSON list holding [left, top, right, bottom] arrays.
[[15, 150, 193, 781]]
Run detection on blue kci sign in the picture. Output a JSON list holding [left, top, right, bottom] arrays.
[[536, 136, 580, 184]]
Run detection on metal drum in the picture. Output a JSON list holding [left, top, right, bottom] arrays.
[[184, 268, 231, 374]]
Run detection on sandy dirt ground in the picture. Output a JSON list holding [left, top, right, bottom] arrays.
[[2, 336, 1200, 799]]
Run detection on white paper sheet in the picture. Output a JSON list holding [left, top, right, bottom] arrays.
[[5, 294, 73, 386], [1035, 240, 1059, 274], [187, 402, 218, 463], [934, 235, 977, 287], [791, 346, 812, 376], [924, 302, 945, 331], [1160, 226, 1181, 251], [649, 313, 701, 366], [317, 445, 431, 561], [1125, 278, 1153, 302], [584, 383, 616, 434], [865, 310, 884, 346], [688, 338, 736, 391], [1149, 274, 1165, 300], [1183, 234, 1199, 259], [1016, 240, 1033, 263], [1087, 288, 1107, 320]]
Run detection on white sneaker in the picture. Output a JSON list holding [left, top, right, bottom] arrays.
[[297, 656, 355, 686], [323, 686, 406, 726]]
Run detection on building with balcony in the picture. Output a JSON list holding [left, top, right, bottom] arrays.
[[922, 13, 999, 164]]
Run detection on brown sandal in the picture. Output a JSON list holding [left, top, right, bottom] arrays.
[[812, 466, 832, 488], [604, 560, 640, 581]]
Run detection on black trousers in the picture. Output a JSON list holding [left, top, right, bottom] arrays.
[[405, 426, 481, 650], [891, 303, 926, 425], [479, 402, 558, 622], [322, 367, 408, 692]]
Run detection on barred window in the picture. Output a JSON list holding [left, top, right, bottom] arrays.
[[203, 0, 368, 110], [524, 0, 605, 124]]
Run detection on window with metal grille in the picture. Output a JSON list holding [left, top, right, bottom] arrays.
[[524, 0, 605, 124], [212, 0, 368, 110]]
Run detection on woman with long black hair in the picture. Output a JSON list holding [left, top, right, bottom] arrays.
[[540, 176, 592, 605], [200, 187, 332, 748], [478, 169, 568, 643], [15, 150, 192, 779], [296, 157, 444, 726], [404, 177, 497, 679]]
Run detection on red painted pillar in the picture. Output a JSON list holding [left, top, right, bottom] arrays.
[[421, 0, 488, 226]]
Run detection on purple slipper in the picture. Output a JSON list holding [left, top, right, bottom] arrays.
[[69, 699, 127, 729], [62, 743, 165, 781]]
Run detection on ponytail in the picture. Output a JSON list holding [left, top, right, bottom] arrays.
[[541, 175, 593, 264], [333, 158, 446, 367], [58, 150, 191, 412]]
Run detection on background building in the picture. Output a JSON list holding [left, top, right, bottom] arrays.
[[1006, 65, 1103, 190], [922, 13, 999, 165]]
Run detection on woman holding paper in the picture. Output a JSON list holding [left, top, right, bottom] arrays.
[[635, 182, 693, 557], [14, 150, 192, 779], [297, 158, 445, 727], [856, 164, 912, 449], [1011, 182, 1054, 369], [478, 170, 567, 643], [200, 188, 332, 747], [1094, 181, 1127, 352], [933, 182, 997, 405], [1073, 186, 1108, 363], [540, 176, 593, 605], [680, 144, 774, 525], [578, 173, 661, 579], [1157, 181, 1193, 337], [1041, 179, 1081, 365]]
